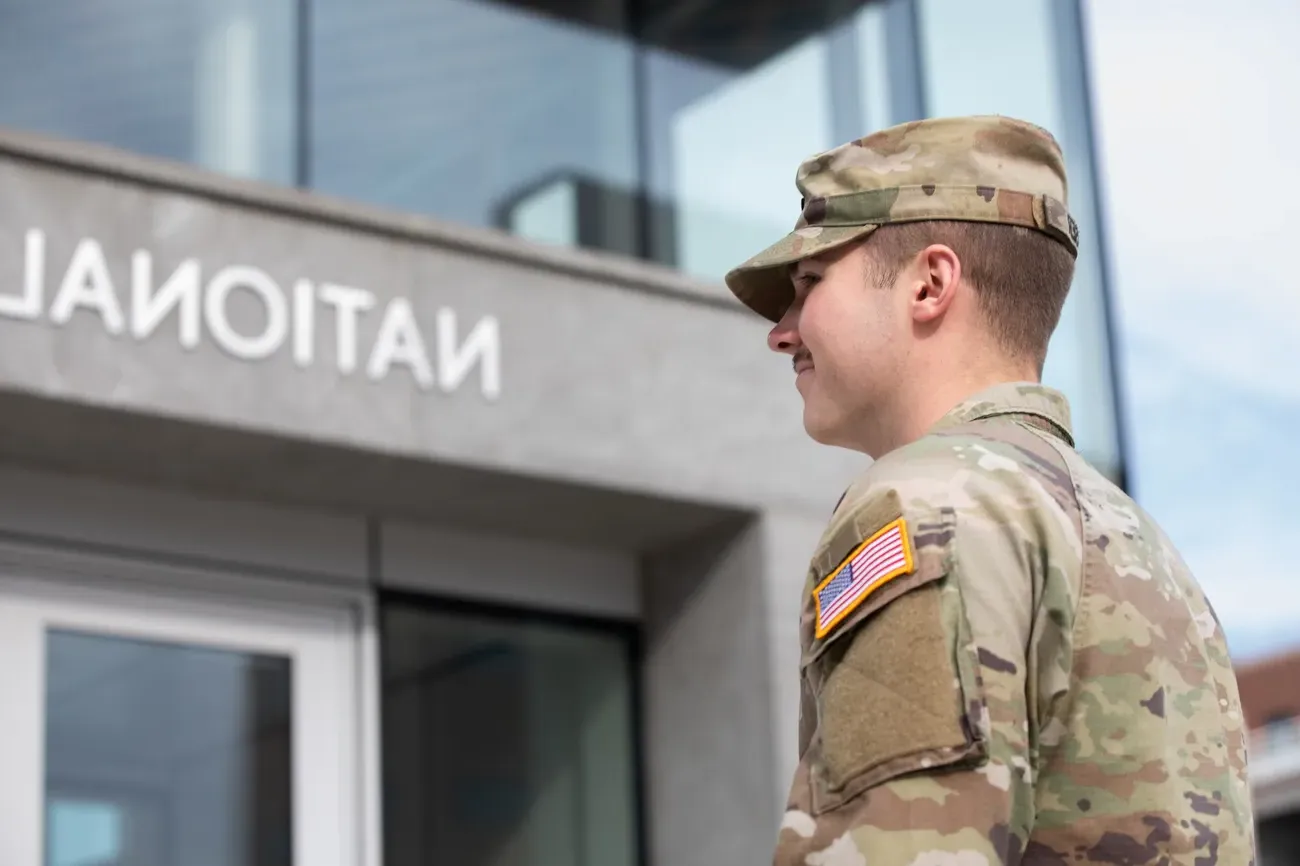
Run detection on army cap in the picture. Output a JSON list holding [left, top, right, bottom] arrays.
[[723, 115, 1080, 322]]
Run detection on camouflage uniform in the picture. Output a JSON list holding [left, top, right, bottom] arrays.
[[724, 117, 1257, 864]]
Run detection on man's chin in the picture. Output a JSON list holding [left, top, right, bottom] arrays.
[[800, 403, 843, 447]]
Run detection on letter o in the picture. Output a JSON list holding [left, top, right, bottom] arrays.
[[205, 266, 289, 361]]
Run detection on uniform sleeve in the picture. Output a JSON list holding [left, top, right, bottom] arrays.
[[775, 459, 1078, 866]]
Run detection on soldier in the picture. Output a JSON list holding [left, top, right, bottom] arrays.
[[723, 115, 1256, 865]]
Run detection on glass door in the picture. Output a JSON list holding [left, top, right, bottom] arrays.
[[0, 575, 367, 866]]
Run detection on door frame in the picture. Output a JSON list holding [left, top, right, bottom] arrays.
[[0, 534, 382, 866]]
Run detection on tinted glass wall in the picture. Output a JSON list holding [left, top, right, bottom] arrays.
[[381, 597, 640, 866], [0, 0, 298, 184], [0, 0, 1125, 481], [310, 0, 640, 251]]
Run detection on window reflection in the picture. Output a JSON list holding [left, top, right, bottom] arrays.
[[0, 0, 297, 184], [44, 630, 293, 866], [310, 0, 639, 253], [640, 1, 917, 282], [643, 36, 835, 281], [381, 598, 639, 866], [47, 800, 123, 866]]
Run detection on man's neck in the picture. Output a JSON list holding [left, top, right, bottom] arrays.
[[862, 365, 1039, 459]]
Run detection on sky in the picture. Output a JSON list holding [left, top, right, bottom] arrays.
[[1084, 0, 1300, 663]]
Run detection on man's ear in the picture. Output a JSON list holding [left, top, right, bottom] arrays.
[[910, 243, 962, 324]]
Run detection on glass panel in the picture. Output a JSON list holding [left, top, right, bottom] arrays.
[[642, 32, 836, 282], [1259, 812, 1300, 864], [641, 0, 932, 281], [853, 4, 896, 132], [310, 0, 639, 255], [914, 0, 1123, 482], [0, 0, 298, 184], [382, 601, 638, 866], [46, 801, 123, 866], [44, 629, 293, 866]]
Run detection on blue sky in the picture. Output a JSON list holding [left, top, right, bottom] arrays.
[[1085, 0, 1300, 663]]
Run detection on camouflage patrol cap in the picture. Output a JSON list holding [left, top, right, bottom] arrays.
[[723, 115, 1080, 322]]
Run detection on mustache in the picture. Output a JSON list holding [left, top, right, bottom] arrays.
[[793, 350, 812, 371]]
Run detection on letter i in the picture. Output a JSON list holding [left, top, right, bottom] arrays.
[[293, 279, 314, 368]]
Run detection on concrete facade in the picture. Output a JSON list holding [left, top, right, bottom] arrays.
[[0, 127, 867, 865]]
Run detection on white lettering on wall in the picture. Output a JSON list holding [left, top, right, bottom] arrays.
[[0, 229, 44, 320], [51, 238, 125, 335], [131, 251, 202, 349], [368, 297, 435, 388], [205, 266, 289, 360], [2, 229, 501, 400], [439, 308, 501, 399], [318, 283, 375, 375], [292, 278, 314, 368]]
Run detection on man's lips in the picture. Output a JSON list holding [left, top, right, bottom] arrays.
[[793, 354, 814, 375]]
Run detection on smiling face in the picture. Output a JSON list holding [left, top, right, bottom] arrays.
[[766, 239, 913, 452]]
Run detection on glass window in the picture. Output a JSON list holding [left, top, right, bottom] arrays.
[[0, 0, 298, 184], [1259, 813, 1300, 865], [381, 597, 639, 866], [43, 629, 293, 866], [309, 0, 640, 255], [642, 35, 835, 280], [639, 0, 931, 282], [914, 0, 1124, 482]]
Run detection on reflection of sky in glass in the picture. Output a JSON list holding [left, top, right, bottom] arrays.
[[0, 0, 297, 184], [1086, 0, 1300, 662], [918, 0, 1063, 131], [48, 800, 122, 866], [667, 36, 834, 281], [44, 630, 292, 866], [312, 0, 638, 232]]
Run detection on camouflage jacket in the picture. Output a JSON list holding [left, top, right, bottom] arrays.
[[776, 382, 1256, 865]]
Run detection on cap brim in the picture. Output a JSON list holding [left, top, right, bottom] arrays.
[[723, 224, 880, 322]]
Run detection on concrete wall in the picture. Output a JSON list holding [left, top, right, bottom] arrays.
[[638, 509, 831, 866], [642, 516, 778, 866]]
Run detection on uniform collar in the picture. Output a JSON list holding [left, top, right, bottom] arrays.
[[928, 381, 1075, 447]]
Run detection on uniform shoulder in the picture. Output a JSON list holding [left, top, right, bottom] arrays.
[[819, 426, 1083, 593], [833, 425, 1072, 523]]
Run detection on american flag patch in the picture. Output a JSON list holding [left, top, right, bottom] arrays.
[[813, 518, 914, 639]]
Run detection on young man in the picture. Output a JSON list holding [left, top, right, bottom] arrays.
[[724, 115, 1256, 865]]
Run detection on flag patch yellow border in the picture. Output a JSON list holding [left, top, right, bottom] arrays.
[[812, 517, 915, 639]]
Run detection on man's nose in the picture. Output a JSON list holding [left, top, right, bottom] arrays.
[[767, 307, 801, 355]]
